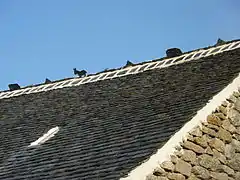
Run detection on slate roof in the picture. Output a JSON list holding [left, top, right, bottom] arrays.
[[0, 41, 240, 179]]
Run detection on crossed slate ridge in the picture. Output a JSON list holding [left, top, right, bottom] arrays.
[[0, 40, 240, 180]]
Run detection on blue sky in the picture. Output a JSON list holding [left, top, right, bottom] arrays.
[[0, 0, 239, 91]]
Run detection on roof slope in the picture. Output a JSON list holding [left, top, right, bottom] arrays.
[[0, 44, 240, 179]]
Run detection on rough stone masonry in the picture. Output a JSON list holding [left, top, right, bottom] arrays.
[[146, 90, 240, 180]]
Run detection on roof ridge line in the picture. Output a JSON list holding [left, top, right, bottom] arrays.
[[0, 40, 239, 100], [120, 72, 240, 180]]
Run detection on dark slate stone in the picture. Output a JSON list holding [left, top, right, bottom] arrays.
[[8, 84, 20, 91], [166, 48, 182, 58], [0, 48, 240, 180]]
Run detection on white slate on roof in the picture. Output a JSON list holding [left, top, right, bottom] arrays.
[[28, 126, 59, 147]]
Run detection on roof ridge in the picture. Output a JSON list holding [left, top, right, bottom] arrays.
[[0, 40, 240, 100]]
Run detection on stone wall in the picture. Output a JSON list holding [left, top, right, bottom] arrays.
[[146, 90, 240, 180]]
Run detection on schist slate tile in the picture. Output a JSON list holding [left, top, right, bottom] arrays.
[[164, 59, 174, 65], [193, 52, 202, 58], [0, 45, 240, 180], [210, 47, 221, 54], [173, 56, 185, 63], [129, 67, 139, 73], [146, 63, 157, 69], [221, 44, 231, 51], [117, 70, 128, 76]]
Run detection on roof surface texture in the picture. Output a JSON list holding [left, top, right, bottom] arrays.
[[0, 43, 240, 179]]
